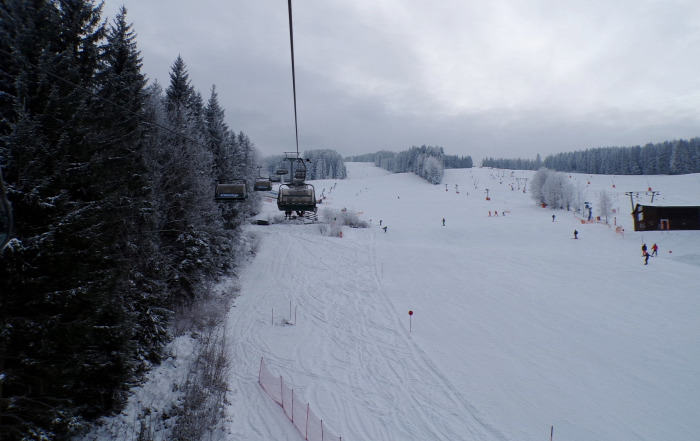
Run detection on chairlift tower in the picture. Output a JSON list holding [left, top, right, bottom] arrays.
[[625, 190, 660, 212]]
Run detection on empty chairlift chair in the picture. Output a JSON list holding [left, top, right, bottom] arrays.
[[277, 183, 316, 214], [215, 182, 247, 201], [254, 177, 273, 191]]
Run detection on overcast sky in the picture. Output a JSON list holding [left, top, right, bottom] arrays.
[[102, 0, 700, 162]]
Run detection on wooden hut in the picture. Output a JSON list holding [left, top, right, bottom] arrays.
[[632, 204, 700, 231]]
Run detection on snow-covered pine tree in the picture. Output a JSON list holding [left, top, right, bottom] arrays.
[[598, 190, 612, 224], [97, 6, 171, 368], [0, 0, 137, 437], [205, 85, 241, 228], [158, 55, 222, 302]]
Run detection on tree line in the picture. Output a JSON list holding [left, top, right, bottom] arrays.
[[374, 145, 445, 184], [347, 150, 473, 173], [261, 149, 347, 180], [303, 149, 347, 180], [541, 138, 700, 175], [482, 138, 700, 175], [347, 146, 474, 184], [0, 2, 258, 439], [482, 154, 542, 171]]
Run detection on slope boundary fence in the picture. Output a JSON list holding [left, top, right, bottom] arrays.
[[258, 357, 343, 441]]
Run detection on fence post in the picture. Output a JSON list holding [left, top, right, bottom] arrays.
[[291, 390, 294, 422], [280, 376, 284, 408], [306, 404, 310, 440], [321, 419, 324, 441]]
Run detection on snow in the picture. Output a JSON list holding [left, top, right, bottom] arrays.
[[83, 163, 700, 441], [225, 163, 700, 441]]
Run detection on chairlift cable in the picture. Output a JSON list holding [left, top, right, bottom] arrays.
[[287, 0, 300, 156]]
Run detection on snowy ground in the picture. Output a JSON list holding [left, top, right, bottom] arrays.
[[222, 163, 700, 441], [82, 163, 700, 441]]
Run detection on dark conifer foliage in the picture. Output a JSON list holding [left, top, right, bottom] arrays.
[[374, 145, 446, 184], [443, 154, 473, 169], [303, 149, 347, 180], [487, 139, 700, 175], [482, 154, 541, 170], [0, 2, 254, 438]]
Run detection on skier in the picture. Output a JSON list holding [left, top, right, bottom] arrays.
[[382, 226, 388, 233], [552, 214, 555, 222], [573, 230, 578, 239], [442, 218, 445, 226], [641, 244, 647, 256], [643, 250, 651, 265], [379, 219, 382, 226], [652, 243, 658, 256]]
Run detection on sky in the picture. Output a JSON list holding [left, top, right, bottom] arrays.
[[101, 0, 700, 162], [81, 163, 700, 441]]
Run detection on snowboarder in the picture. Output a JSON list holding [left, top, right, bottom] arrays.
[[382, 226, 388, 233], [652, 243, 658, 256], [641, 244, 647, 256], [442, 218, 445, 226], [494, 211, 498, 216], [643, 250, 651, 265], [573, 230, 578, 239], [552, 214, 555, 222]]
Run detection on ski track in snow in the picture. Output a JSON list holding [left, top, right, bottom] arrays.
[[222, 164, 700, 441]]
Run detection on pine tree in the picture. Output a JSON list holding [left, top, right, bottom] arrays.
[[159, 56, 222, 303], [205, 85, 240, 228], [96, 6, 172, 365], [0, 1, 138, 437]]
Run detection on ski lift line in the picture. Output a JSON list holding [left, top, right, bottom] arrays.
[[287, 0, 300, 155], [0, 47, 210, 153]]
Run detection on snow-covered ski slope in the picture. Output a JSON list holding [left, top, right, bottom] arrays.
[[224, 163, 700, 441]]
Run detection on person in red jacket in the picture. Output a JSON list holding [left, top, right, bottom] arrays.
[[652, 243, 658, 256]]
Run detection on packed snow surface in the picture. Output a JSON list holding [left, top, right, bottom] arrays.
[[223, 163, 700, 441], [83, 164, 700, 440]]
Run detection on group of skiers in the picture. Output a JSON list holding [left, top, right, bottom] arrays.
[[642, 243, 658, 265]]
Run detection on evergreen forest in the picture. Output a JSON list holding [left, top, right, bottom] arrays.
[[483, 139, 700, 175], [1, 2, 260, 438]]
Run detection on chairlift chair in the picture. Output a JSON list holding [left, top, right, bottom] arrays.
[[294, 168, 306, 180], [215, 181, 247, 201], [254, 177, 273, 191], [277, 182, 316, 213]]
